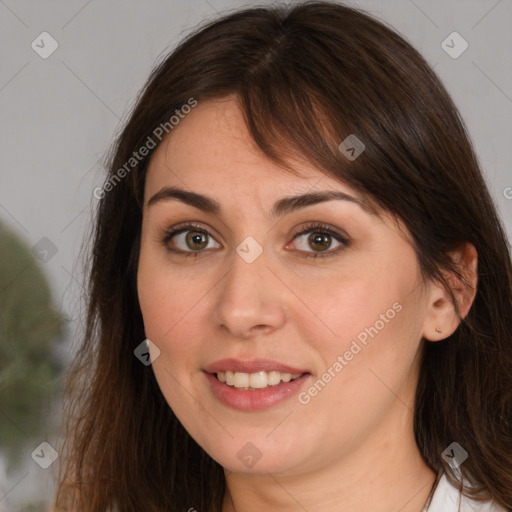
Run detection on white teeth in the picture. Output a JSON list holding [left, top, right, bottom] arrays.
[[249, 371, 268, 389], [215, 370, 303, 389], [267, 371, 281, 386], [233, 372, 250, 388]]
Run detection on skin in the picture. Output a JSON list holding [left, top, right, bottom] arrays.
[[137, 96, 477, 512]]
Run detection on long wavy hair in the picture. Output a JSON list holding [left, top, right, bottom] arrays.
[[55, 1, 512, 510]]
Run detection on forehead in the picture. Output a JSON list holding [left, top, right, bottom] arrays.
[[145, 97, 358, 202]]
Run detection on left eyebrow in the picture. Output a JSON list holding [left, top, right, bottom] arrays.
[[146, 186, 374, 217], [270, 190, 374, 218]]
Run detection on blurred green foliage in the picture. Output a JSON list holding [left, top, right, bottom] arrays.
[[0, 220, 65, 469]]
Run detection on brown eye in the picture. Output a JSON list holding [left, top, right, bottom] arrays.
[[307, 232, 333, 252], [184, 230, 208, 251], [290, 223, 350, 259], [161, 225, 221, 255]]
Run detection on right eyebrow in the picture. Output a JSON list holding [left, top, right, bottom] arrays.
[[147, 186, 220, 213]]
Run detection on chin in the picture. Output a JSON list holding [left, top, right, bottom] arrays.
[[202, 438, 306, 476]]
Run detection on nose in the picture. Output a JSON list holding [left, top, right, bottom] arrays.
[[211, 247, 287, 339]]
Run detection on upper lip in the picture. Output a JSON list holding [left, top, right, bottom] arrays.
[[204, 358, 310, 375]]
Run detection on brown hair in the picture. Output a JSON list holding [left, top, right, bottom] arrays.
[[55, 1, 512, 510]]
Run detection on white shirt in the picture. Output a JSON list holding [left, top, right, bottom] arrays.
[[424, 473, 508, 512]]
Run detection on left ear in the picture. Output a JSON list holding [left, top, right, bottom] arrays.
[[422, 242, 478, 342]]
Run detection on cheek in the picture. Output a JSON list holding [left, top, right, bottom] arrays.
[[304, 248, 425, 400], [137, 253, 206, 424], [137, 250, 189, 384], [137, 237, 202, 341], [137, 243, 219, 393], [304, 250, 420, 353]]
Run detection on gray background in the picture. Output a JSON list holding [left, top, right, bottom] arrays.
[[0, 0, 511, 509]]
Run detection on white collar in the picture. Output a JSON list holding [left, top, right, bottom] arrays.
[[424, 472, 507, 512]]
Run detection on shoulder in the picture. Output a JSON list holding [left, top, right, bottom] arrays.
[[428, 472, 508, 512]]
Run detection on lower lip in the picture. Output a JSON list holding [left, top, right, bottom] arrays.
[[204, 372, 311, 411]]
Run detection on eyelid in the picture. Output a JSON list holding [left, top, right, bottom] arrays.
[[161, 221, 220, 242], [290, 222, 348, 241]]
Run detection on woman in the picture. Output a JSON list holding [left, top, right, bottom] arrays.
[[55, 1, 512, 510]]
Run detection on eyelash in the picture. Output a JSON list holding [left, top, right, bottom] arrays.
[[160, 222, 350, 260]]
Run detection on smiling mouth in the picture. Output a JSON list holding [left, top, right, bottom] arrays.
[[214, 370, 306, 390]]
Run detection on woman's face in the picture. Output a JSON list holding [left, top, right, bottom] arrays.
[[137, 97, 434, 475]]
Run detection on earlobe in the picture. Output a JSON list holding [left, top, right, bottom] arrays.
[[422, 242, 478, 342]]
